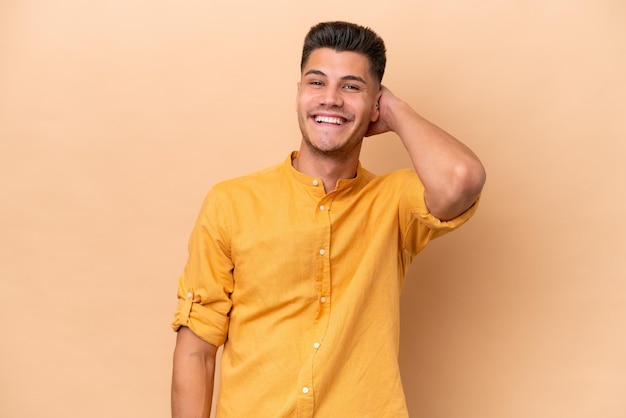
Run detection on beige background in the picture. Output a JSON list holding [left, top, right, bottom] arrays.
[[1, 1, 625, 417]]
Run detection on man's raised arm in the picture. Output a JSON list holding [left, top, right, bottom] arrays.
[[367, 86, 486, 221]]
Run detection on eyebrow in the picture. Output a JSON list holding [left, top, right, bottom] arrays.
[[304, 69, 368, 85]]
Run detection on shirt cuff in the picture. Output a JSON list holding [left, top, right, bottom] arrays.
[[171, 288, 230, 347]]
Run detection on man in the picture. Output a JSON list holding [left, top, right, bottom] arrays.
[[171, 21, 485, 417]]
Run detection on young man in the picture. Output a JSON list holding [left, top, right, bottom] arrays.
[[171, 21, 485, 417]]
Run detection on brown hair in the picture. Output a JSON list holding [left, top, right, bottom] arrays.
[[300, 21, 387, 84]]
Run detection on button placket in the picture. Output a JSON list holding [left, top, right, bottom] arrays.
[[315, 196, 333, 319], [315, 197, 331, 314], [296, 194, 333, 417]]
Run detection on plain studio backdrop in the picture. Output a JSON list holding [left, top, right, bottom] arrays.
[[1, 1, 625, 417]]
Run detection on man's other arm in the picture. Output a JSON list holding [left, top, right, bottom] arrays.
[[172, 326, 218, 418], [367, 86, 486, 221]]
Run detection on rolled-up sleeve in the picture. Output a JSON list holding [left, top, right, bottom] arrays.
[[171, 186, 234, 347], [397, 169, 480, 256]]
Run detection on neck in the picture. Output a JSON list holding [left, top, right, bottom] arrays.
[[293, 143, 361, 193]]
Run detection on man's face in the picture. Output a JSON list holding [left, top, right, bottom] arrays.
[[296, 48, 381, 159]]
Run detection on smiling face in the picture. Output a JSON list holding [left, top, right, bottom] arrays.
[[296, 48, 381, 160]]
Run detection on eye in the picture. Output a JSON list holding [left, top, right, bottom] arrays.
[[343, 84, 360, 91], [309, 80, 323, 87]]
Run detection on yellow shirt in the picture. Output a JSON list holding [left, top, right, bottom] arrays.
[[172, 152, 478, 417]]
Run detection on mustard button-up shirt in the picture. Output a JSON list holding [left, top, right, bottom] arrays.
[[172, 152, 478, 417]]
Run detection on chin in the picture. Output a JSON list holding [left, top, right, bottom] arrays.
[[304, 136, 361, 159]]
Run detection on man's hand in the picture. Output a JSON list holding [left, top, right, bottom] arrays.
[[365, 85, 401, 137]]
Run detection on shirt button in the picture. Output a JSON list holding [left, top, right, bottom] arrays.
[[319, 205, 325, 211], [313, 342, 320, 349], [187, 292, 193, 298], [319, 249, 325, 255], [302, 387, 309, 394], [312, 180, 319, 186], [320, 297, 327, 303]]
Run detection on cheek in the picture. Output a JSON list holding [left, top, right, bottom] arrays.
[[295, 97, 311, 124], [297, 93, 319, 115], [357, 104, 375, 122]]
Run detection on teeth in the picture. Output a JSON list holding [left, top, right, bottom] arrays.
[[315, 115, 344, 125]]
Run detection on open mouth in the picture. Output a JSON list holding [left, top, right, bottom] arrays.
[[314, 115, 347, 125]]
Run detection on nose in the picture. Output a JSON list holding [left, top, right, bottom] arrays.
[[321, 86, 343, 108]]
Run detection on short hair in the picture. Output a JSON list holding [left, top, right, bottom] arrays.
[[300, 21, 387, 84]]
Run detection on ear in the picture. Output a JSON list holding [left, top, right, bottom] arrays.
[[295, 81, 301, 112], [370, 89, 383, 122]]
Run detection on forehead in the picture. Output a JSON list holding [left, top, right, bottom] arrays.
[[302, 48, 373, 81]]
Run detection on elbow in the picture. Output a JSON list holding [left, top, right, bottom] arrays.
[[427, 160, 486, 221], [459, 159, 486, 202]]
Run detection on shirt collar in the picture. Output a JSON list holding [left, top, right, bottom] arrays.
[[284, 151, 365, 193]]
